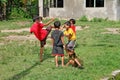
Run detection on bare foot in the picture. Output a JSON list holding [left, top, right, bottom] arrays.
[[56, 64, 59, 67], [40, 59, 43, 62]]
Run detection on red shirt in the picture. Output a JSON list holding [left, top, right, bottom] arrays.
[[70, 25, 76, 34], [30, 22, 47, 41]]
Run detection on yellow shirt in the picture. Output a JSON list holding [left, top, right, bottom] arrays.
[[64, 28, 76, 41]]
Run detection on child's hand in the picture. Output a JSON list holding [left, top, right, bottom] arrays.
[[63, 45, 65, 49], [51, 18, 55, 21]]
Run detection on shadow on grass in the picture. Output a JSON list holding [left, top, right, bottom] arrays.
[[91, 43, 115, 47], [8, 62, 40, 80], [80, 43, 115, 47]]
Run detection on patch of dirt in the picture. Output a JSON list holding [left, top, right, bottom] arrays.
[[1, 28, 30, 33], [13, 21, 31, 26], [2, 35, 37, 41], [76, 26, 89, 30], [102, 28, 120, 34], [0, 43, 4, 46]]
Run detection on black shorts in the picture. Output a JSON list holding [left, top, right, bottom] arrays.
[[40, 26, 52, 47]]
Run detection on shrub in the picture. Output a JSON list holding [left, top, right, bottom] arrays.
[[90, 17, 108, 22], [79, 15, 88, 22]]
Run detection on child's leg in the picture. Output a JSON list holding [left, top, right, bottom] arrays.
[[66, 61, 70, 66], [61, 56, 64, 67], [45, 26, 52, 37], [40, 47, 44, 62], [40, 41, 45, 62], [74, 58, 84, 69], [55, 55, 58, 67], [74, 58, 82, 67], [66, 60, 75, 66]]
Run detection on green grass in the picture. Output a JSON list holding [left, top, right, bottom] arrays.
[[0, 19, 120, 80]]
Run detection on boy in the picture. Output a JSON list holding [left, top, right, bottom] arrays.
[[64, 21, 76, 55], [69, 19, 76, 34], [64, 21, 83, 69], [66, 50, 84, 69], [30, 15, 54, 62], [51, 21, 65, 67]]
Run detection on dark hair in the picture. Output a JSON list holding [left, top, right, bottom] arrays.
[[64, 21, 71, 27], [54, 21, 61, 28], [33, 15, 42, 22], [69, 19, 76, 24]]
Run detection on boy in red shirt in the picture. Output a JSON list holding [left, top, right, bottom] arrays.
[[30, 16, 54, 62], [69, 19, 76, 34]]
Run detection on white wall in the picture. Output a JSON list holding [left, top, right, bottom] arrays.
[[40, 0, 118, 20]]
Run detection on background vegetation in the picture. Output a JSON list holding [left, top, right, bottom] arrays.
[[0, 0, 39, 20]]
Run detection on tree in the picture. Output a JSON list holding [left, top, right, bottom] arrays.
[[1, 0, 7, 19]]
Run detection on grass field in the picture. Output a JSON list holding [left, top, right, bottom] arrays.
[[0, 19, 120, 80]]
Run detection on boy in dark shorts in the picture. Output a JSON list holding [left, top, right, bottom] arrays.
[[30, 16, 54, 62], [51, 21, 65, 67]]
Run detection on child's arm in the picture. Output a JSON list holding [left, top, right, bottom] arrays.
[[60, 25, 65, 30], [64, 34, 72, 40], [66, 61, 70, 66], [44, 18, 55, 26], [61, 35, 65, 46], [51, 38, 54, 46]]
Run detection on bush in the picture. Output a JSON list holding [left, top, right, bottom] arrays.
[[9, 7, 30, 19], [90, 17, 108, 22], [79, 16, 88, 22]]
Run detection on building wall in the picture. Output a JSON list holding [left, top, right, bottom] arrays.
[[117, 0, 120, 20], [39, 0, 43, 16], [49, 0, 84, 18], [39, 0, 118, 20], [84, 0, 117, 20]]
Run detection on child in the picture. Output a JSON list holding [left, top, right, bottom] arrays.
[[64, 21, 84, 69], [69, 18, 76, 34], [30, 15, 54, 62], [51, 21, 65, 67], [66, 50, 84, 69], [64, 21, 76, 55]]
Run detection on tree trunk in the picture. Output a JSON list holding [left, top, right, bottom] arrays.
[[3, 3, 6, 20]]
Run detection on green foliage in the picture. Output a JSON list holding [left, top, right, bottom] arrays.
[[90, 17, 108, 22], [79, 15, 88, 22], [10, 8, 25, 19], [1, 0, 7, 3], [0, 0, 38, 20]]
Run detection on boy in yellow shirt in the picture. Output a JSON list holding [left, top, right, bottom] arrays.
[[64, 21, 83, 69], [64, 21, 76, 52]]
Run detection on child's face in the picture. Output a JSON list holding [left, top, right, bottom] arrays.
[[70, 21, 72, 24], [64, 24, 69, 29]]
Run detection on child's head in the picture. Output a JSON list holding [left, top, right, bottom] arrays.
[[33, 15, 42, 22], [54, 21, 61, 28], [64, 21, 71, 29], [69, 19, 76, 24]]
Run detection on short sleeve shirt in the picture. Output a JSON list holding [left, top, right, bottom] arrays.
[[70, 25, 76, 34], [30, 22, 47, 41], [51, 30, 64, 46], [64, 28, 76, 41]]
